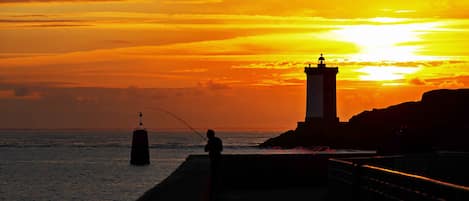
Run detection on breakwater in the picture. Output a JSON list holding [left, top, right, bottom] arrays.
[[136, 153, 375, 201]]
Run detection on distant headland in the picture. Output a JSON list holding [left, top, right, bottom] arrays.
[[260, 88, 469, 153]]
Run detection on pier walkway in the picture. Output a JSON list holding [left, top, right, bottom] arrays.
[[136, 153, 373, 201]]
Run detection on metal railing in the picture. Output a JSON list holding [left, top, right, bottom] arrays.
[[328, 158, 469, 201]]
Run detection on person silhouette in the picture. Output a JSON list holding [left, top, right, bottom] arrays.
[[205, 129, 223, 168], [204, 129, 223, 198]]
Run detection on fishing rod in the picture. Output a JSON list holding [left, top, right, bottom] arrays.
[[146, 107, 207, 141]]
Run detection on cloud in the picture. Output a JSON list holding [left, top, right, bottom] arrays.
[[232, 61, 306, 70], [0, 80, 80, 100], [13, 87, 33, 96], [428, 76, 468, 88], [198, 80, 231, 90], [7, 14, 50, 18], [0, 87, 41, 100], [105, 40, 133, 44], [0, 13, 417, 27], [0, 0, 123, 3], [438, 80, 465, 88], [408, 78, 427, 86], [232, 60, 469, 83], [336, 60, 469, 68], [407, 76, 469, 88], [0, 19, 83, 23], [0, 31, 357, 66], [149, 0, 469, 18], [118, 32, 358, 57], [253, 78, 305, 87], [0, 85, 303, 130], [2, 0, 469, 19], [0, 19, 91, 27], [170, 68, 208, 73], [0, 80, 79, 89], [162, 0, 222, 4], [21, 24, 92, 27]]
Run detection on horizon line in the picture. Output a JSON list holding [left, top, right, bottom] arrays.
[[0, 127, 289, 132]]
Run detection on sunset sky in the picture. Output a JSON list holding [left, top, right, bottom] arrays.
[[0, 0, 468, 130]]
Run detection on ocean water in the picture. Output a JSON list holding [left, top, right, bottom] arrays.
[[0, 130, 315, 201]]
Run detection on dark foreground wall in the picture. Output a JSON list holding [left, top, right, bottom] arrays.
[[136, 155, 211, 201], [218, 153, 374, 189], [136, 153, 375, 201]]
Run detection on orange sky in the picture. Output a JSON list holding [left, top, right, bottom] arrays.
[[0, 0, 468, 130]]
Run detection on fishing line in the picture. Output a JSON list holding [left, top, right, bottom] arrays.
[[146, 107, 207, 141]]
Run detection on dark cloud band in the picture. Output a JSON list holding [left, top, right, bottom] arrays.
[[0, 0, 123, 3]]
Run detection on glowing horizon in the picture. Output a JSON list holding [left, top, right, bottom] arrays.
[[0, 0, 468, 130]]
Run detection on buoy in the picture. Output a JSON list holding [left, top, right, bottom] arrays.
[[130, 112, 150, 165]]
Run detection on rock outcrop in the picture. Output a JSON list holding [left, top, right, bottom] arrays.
[[260, 89, 469, 153]]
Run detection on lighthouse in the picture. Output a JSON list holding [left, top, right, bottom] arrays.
[[130, 112, 150, 165], [303, 54, 339, 125]]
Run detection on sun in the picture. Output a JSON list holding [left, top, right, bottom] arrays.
[[356, 66, 421, 82], [331, 21, 440, 61]]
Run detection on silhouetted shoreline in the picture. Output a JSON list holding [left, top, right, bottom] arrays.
[[260, 88, 469, 153]]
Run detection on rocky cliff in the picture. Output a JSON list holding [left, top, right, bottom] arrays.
[[260, 89, 469, 153]]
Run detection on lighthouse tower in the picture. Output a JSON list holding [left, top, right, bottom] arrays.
[[303, 54, 339, 125]]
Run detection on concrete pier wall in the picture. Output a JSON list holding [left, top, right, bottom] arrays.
[[136, 155, 211, 201], [136, 152, 468, 201], [136, 153, 374, 201], [218, 154, 368, 189]]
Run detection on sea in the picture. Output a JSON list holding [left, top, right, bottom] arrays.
[[0, 129, 324, 201]]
